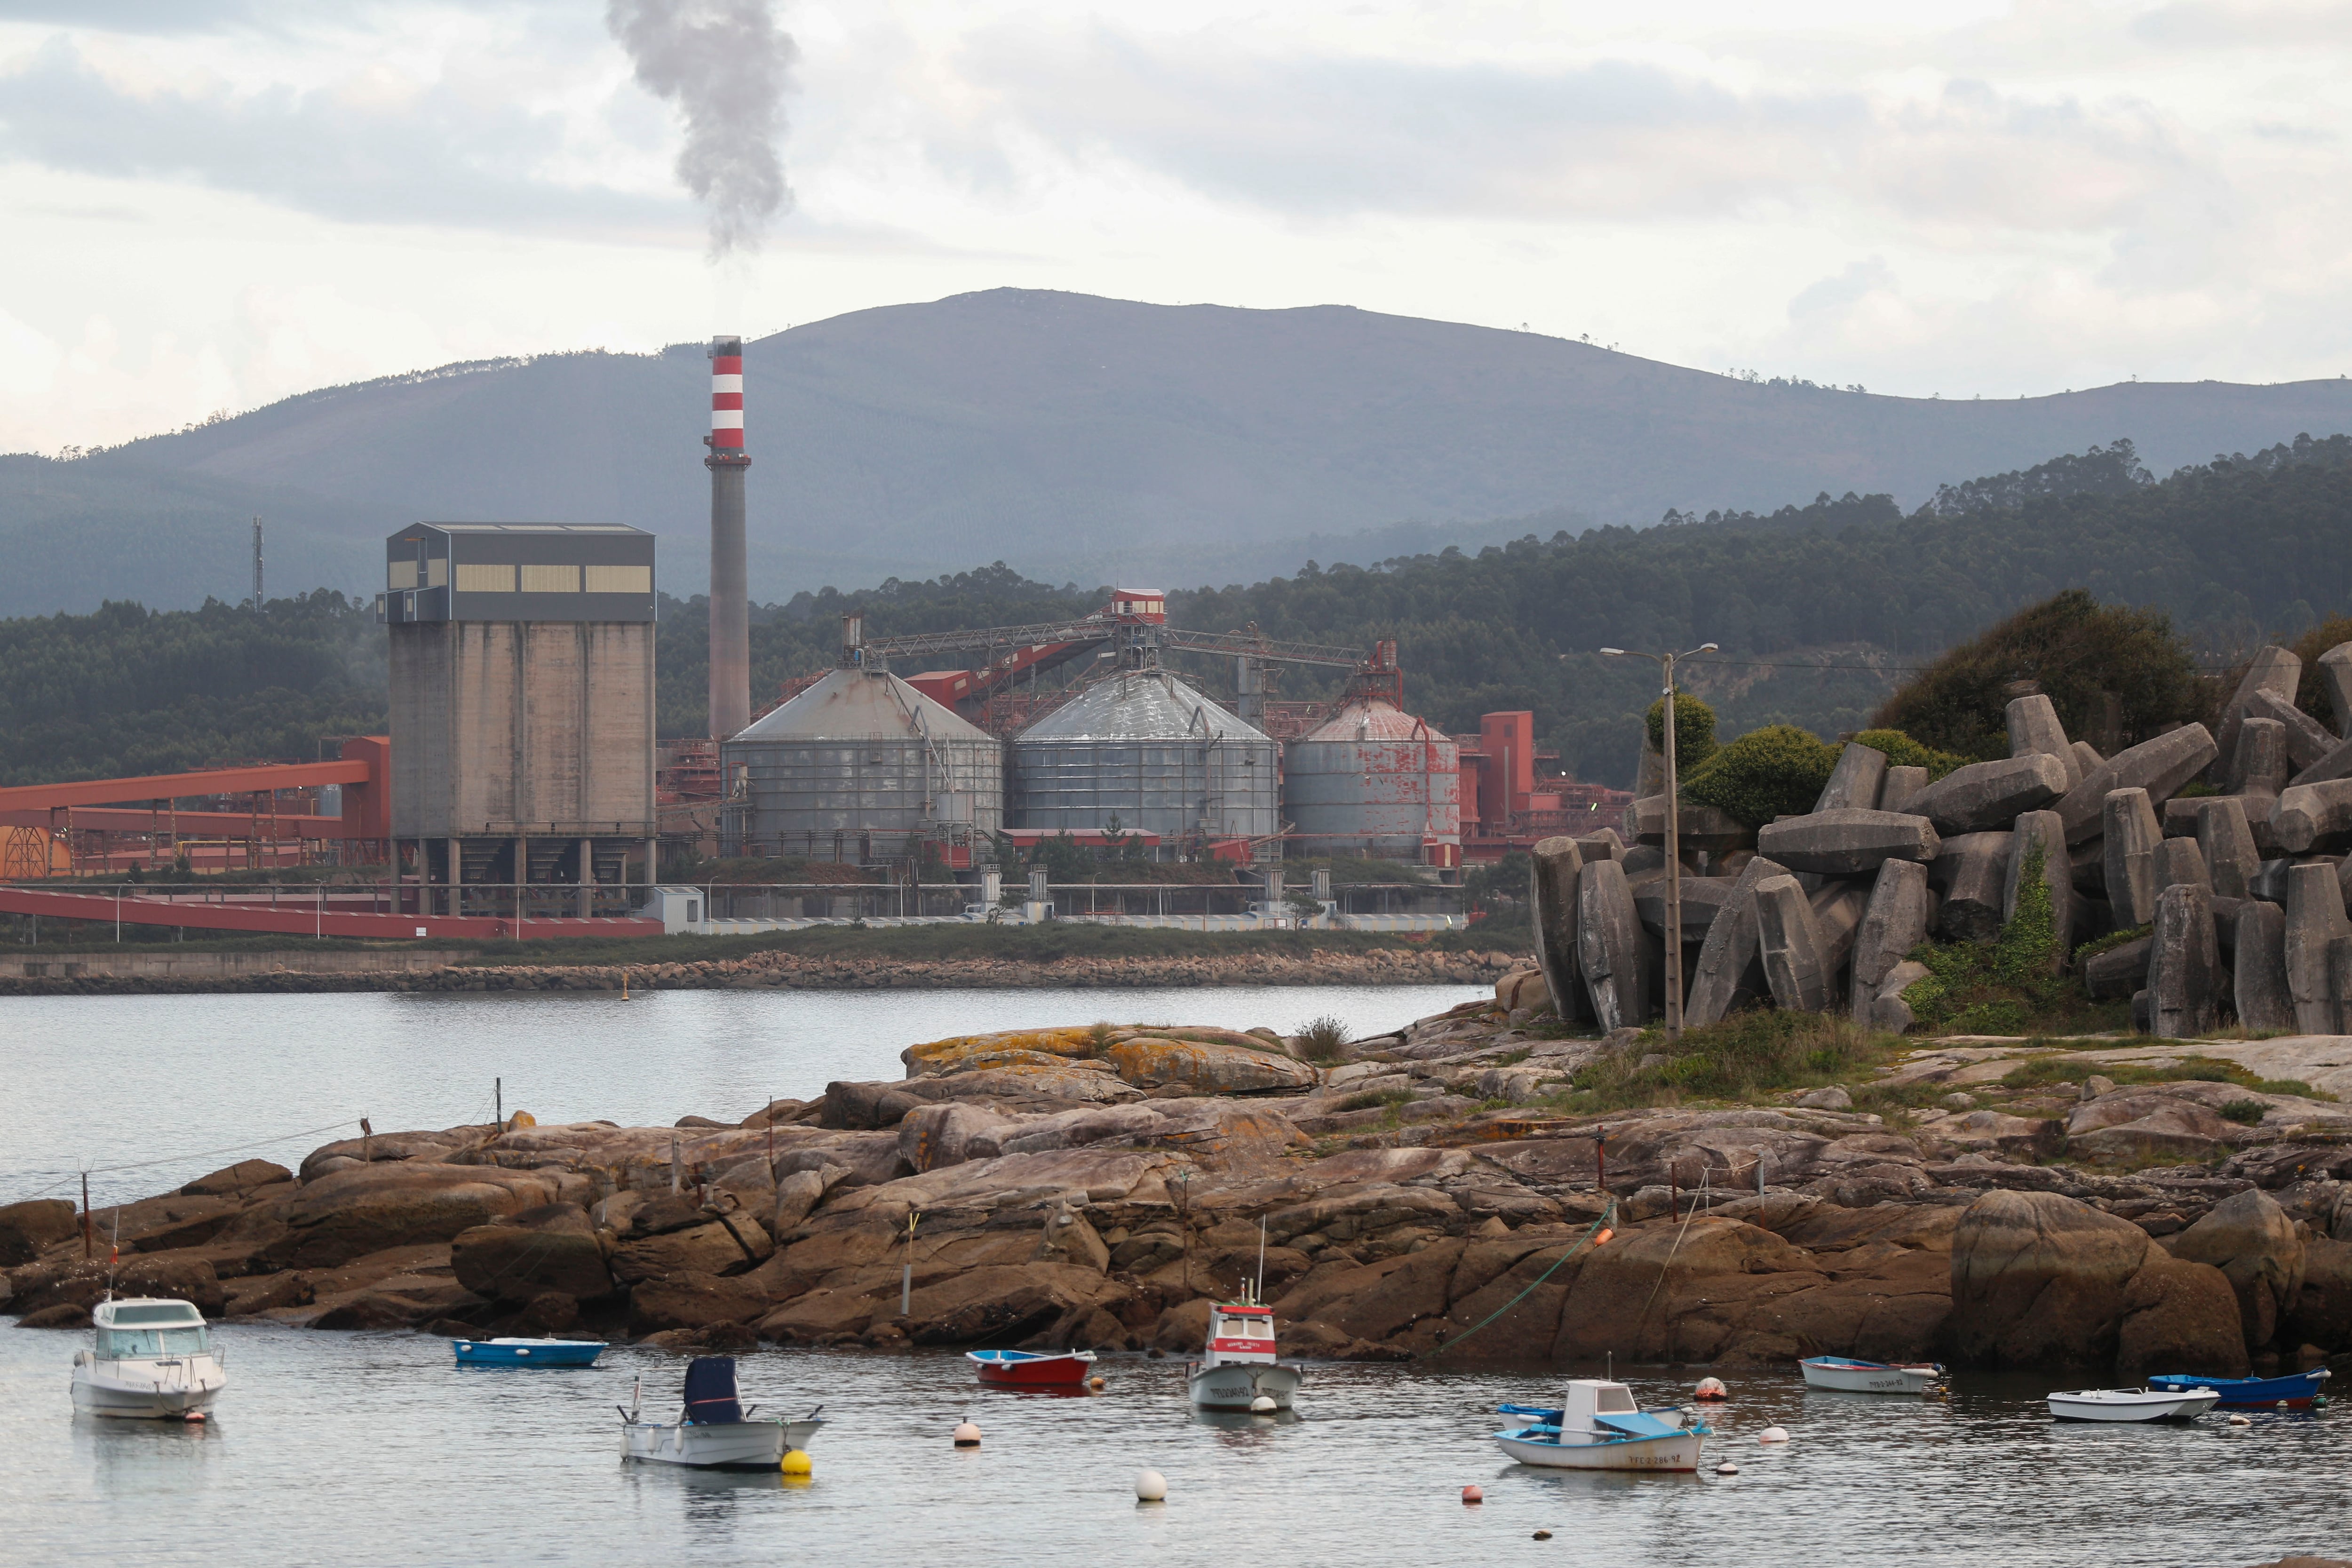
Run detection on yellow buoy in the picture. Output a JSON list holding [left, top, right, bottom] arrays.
[[781, 1449, 812, 1477]]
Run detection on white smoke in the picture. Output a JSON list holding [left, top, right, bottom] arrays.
[[607, 0, 798, 259]]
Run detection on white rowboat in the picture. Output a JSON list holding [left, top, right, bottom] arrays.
[[1799, 1356, 1944, 1394], [2046, 1386, 2220, 1423], [618, 1357, 824, 1470]]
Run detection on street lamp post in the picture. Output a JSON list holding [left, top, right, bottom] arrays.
[[1597, 641, 1716, 1040]]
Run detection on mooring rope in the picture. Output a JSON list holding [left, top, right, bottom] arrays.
[[1424, 1199, 1615, 1359]]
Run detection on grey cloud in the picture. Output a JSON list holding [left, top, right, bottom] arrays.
[[957, 25, 2226, 236], [0, 38, 691, 238], [1789, 259, 1894, 323]]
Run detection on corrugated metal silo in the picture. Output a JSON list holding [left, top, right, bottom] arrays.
[[1009, 669, 1279, 849], [721, 665, 1001, 862], [1283, 700, 1461, 861]]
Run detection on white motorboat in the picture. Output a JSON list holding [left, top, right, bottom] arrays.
[[618, 1357, 824, 1470], [2046, 1386, 2221, 1423], [71, 1297, 227, 1420], [1800, 1355, 1946, 1394], [1185, 1298, 1304, 1412], [1494, 1379, 1709, 1472]]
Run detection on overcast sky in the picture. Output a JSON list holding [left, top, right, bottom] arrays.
[[4, 0, 2351, 454]]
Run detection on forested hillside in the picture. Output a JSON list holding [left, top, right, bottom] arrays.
[[8, 436, 2352, 790]]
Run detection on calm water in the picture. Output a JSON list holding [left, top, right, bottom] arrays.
[[0, 1333, 2343, 1567], [0, 985, 1480, 1208], [7, 987, 2350, 1564]]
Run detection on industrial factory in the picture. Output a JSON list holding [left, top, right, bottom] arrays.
[[0, 334, 1624, 941]]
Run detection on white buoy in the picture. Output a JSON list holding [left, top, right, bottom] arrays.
[[1249, 1394, 1278, 1414], [1693, 1376, 1728, 1401], [2228, 1414, 2252, 1426], [953, 1421, 982, 1449], [1716, 1462, 1740, 1475], [1757, 1425, 1790, 1444], [1135, 1468, 1168, 1502]]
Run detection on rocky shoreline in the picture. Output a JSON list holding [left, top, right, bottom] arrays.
[[8, 977, 2351, 1384], [0, 945, 1518, 997]]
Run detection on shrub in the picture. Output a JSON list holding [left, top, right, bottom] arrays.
[[2221, 1098, 2268, 1125], [1296, 1014, 1351, 1063], [1871, 589, 2205, 760], [1336, 1087, 1414, 1113], [1847, 729, 1970, 780], [1680, 724, 1839, 827], [1646, 694, 1719, 771]]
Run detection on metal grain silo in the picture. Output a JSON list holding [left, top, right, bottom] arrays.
[[1283, 699, 1461, 862], [1009, 669, 1278, 851], [721, 663, 1001, 863]]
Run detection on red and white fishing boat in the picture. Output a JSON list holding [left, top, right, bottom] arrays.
[[967, 1349, 1098, 1387], [1185, 1296, 1303, 1412]]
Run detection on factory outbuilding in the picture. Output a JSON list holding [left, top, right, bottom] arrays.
[[1009, 666, 1279, 855], [383, 522, 657, 913], [721, 620, 1002, 866]]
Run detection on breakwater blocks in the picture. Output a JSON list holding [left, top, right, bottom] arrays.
[[13, 989, 2352, 1377]]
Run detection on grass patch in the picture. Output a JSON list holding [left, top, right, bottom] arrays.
[[1296, 1014, 1352, 1064], [1901, 843, 2130, 1036], [2221, 1098, 2269, 1125], [1532, 1007, 1900, 1116], [1335, 1088, 1416, 1113], [1998, 1051, 2336, 1102], [2072, 924, 2152, 963]]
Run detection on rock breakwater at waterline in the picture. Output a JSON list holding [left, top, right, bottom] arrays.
[[11, 985, 2352, 1383], [0, 945, 1519, 996]]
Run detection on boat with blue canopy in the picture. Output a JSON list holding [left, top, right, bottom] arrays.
[[452, 1337, 606, 1368], [2148, 1368, 2329, 1409], [619, 1357, 824, 1471], [1494, 1379, 1709, 1472]]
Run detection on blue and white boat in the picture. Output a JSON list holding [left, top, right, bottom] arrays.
[[452, 1337, 606, 1368], [619, 1358, 824, 1471], [1800, 1355, 1944, 1394], [2148, 1368, 2329, 1409], [1494, 1379, 1709, 1472]]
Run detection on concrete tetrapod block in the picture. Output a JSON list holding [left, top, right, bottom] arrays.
[[1810, 879, 1870, 977], [2055, 724, 2220, 843], [1754, 874, 1834, 1013], [2272, 779, 2352, 854], [2149, 882, 2222, 1040], [1931, 832, 2012, 943], [1575, 858, 1651, 1033], [2319, 642, 2352, 738], [1878, 766, 1929, 815], [2192, 797, 2260, 900], [1574, 829, 1626, 864], [1631, 877, 1739, 942], [1904, 752, 2069, 835], [2290, 734, 2352, 789], [2071, 740, 2105, 780], [1628, 796, 1752, 855], [1867, 959, 1929, 1033], [2229, 716, 2290, 799], [2103, 788, 2168, 929], [2001, 810, 2075, 970], [1529, 836, 1590, 1025], [2007, 694, 2082, 791], [1682, 854, 1789, 1029], [2157, 836, 2211, 894], [2282, 860, 2352, 1034], [2215, 645, 2302, 780], [2235, 900, 2296, 1035], [1850, 859, 1933, 1024], [1812, 742, 1888, 813], [2245, 687, 2338, 773], [2083, 937, 2152, 1000], [1754, 809, 1940, 875]]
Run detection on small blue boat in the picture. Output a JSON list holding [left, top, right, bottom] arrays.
[[2147, 1368, 2329, 1409], [453, 1336, 606, 1368]]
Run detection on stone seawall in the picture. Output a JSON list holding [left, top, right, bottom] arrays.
[[0, 946, 1521, 996]]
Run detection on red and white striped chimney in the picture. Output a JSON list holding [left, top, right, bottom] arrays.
[[706, 334, 751, 741], [709, 340, 745, 454]]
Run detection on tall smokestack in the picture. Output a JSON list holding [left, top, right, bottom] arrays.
[[706, 334, 750, 740]]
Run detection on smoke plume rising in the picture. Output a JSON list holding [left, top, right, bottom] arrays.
[[606, 0, 797, 259]]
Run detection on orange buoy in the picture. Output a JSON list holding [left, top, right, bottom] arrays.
[[1594, 1228, 1614, 1246], [1462, 1485, 1483, 1504]]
